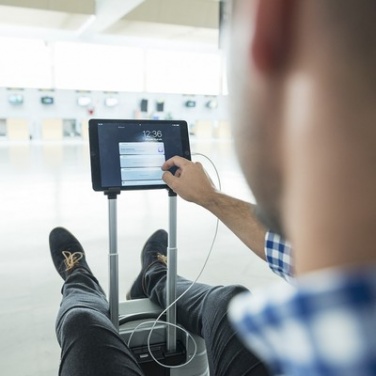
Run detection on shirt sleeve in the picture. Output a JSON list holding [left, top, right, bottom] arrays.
[[265, 231, 293, 280]]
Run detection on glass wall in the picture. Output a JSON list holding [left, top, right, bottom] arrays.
[[145, 49, 221, 95], [0, 37, 52, 88], [0, 37, 225, 95], [53, 42, 145, 92]]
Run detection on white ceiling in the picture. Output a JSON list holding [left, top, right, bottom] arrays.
[[0, 0, 221, 49]]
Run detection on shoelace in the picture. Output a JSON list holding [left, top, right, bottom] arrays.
[[157, 253, 167, 265], [63, 251, 84, 271]]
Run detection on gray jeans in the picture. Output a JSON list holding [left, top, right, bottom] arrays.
[[56, 265, 269, 376]]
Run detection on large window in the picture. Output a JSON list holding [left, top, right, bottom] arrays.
[[145, 49, 221, 95], [0, 37, 52, 88], [54, 42, 144, 91], [0, 37, 225, 95]]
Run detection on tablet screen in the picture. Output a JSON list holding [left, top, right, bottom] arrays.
[[89, 119, 191, 191]]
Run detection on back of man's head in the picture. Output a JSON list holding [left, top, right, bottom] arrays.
[[315, 0, 376, 88], [229, 0, 376, 275], [283, 0, 376, 274]]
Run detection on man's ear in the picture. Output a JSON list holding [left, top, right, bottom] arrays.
[[252, 0, 295, 73]]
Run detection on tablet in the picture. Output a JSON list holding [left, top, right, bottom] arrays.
[[89, 119, 191, 191]]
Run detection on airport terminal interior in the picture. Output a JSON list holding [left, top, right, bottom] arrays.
[[0, 1, 283, 375]]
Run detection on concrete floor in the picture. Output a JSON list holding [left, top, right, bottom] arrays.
[[0, 138, 281, 376]]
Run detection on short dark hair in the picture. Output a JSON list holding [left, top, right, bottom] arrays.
[[317, 0, 376, 82]]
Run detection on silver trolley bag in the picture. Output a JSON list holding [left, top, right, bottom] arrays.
[[89, 119, 209, 376]]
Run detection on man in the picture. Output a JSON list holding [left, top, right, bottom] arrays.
[[50, 0, 376, 375], [163, 0, 376, 374], [222, 0, 376, 374], [50, 165, 288, 375]]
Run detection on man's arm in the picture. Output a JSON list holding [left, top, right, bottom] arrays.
[[162, 156, 267, 260]]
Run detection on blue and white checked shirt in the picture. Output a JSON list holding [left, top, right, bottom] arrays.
[[265, 231, 293, 281], [229, 231, 376, 376]]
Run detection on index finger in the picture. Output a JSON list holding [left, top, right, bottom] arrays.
[[162, 156, 190, 171]]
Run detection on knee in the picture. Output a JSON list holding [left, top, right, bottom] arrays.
[[204, 285, 248, 314], [200, 285, 249, 341], [59, 308, 99, 341]]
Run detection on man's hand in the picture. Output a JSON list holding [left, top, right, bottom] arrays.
[[162, 156, 218, 208], [162, 155, 267, 259]]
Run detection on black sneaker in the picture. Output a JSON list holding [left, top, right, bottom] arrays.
[[127, 229, 168, 300], [49, 227, 92, 281]]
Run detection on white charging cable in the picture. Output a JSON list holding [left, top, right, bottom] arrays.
[[127, 152, 222, 369]]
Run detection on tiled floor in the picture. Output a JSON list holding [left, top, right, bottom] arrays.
[[0, 138, 281, 376]]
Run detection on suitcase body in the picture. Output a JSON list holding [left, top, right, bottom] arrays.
[[119, 299, 209, 375]]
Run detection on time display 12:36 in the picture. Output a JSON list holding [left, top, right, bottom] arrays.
[[143, 130, 163, 138]]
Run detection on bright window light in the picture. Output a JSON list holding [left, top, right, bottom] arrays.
[[54, 42, 144, 92], [0, 37, 52, 88], [145, 49, 221, 95], [0, 37, 227, 95]]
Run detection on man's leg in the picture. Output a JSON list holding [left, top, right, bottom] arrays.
[[50, 227, 144, 376], [129, 230, 270, 376]]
